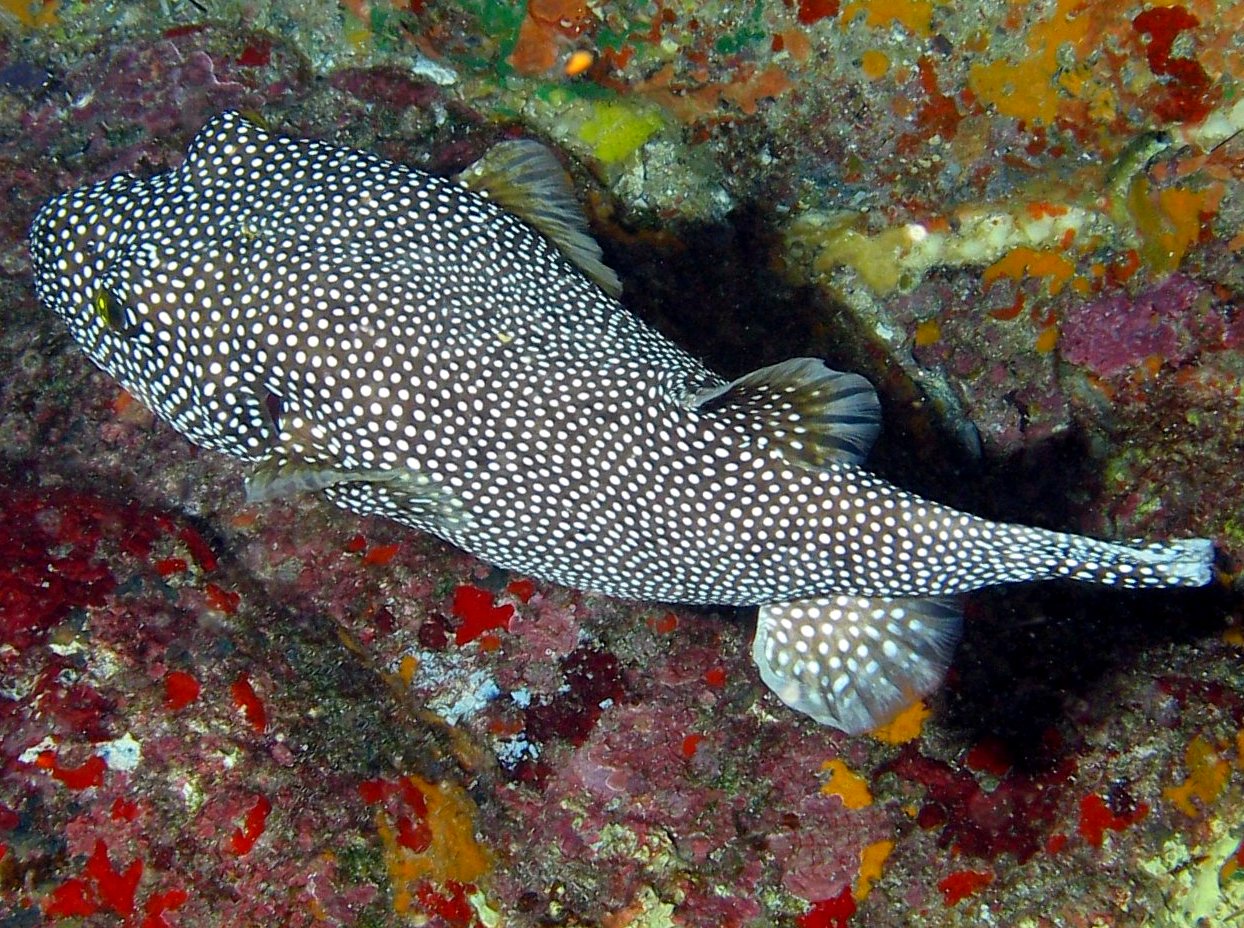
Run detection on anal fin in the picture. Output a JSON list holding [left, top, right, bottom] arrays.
[[753, 594, 963, 734]]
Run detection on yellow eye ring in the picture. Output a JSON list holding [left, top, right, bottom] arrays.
[[91, 287, 136, 335], [92, 288, 114, 326]]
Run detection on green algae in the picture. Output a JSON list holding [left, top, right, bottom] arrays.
[[714, 0, 767, 54], [339, 837, 388, 887], [575, 100, 665, 164]]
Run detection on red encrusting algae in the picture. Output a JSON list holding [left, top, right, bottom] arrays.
[[85, 839, 143, 916], [154, 556, 188, 577], [0, 487, 129, 648], [163, 669, 201, 710], [1077, 793, 1149, 847], [142, 889, 190, 928], [43, 752, 108, 790], [229, 794, 272, 855], [506, 577, 537, 603], [796, 886, 856, 928], [111, 797, 140, 822], [1131, 6, 1218, 124], [44, 878, 97, 918], [204, 581, 241, 614], [794, 0, 838, 27], [451, 584, 515, 645], [363, 542, 401, 565], [44, 840, 144, 919], [177, 524, 218, 572], [938, 868, 993, 905], [890, 746, 1075, 862], [230, 674, 267, 734]]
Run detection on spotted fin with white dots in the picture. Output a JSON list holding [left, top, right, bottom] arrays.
[[688, 358, 882, 468], [245, 459, 399, 502], [183, 111, 270, 189], [456, 139, 622, 298], [1140, 537, 1217, 585], [752, 595, 963, 734], [988, 523, 1216, 589], [245, 410, 465, 522], [248, 458, 467, 528]]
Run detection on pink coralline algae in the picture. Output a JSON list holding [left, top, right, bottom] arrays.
[[21, 34, 263, 179], [1060, 275, 1241, 377], [887, 743, 1076, 863], [521, 646, 626, 752]]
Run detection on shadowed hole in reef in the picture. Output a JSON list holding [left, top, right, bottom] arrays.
[[945, 582, 1230, 766], [603, 206, 1224, 747], [603, 206, 1105, 522]]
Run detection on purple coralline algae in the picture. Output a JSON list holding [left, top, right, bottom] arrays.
[[1061, 274, 1242, 377]]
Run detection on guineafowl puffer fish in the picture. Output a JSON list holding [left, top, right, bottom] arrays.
[[30, 112, 1215, 734]]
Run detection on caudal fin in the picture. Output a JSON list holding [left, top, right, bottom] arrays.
[[1051, 535, 1216, 588]]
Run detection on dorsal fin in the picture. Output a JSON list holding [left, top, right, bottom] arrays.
[[183, 111, 272, 189], [456, 139, 622, 298], [687, 358, 881, 468]]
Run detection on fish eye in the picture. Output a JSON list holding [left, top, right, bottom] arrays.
[[91, 287, 139, 336]]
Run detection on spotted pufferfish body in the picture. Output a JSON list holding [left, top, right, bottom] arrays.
[[30, 113, 1214, 734]]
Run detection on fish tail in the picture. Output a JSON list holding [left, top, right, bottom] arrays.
[[1040, 532, 1216, 588]]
